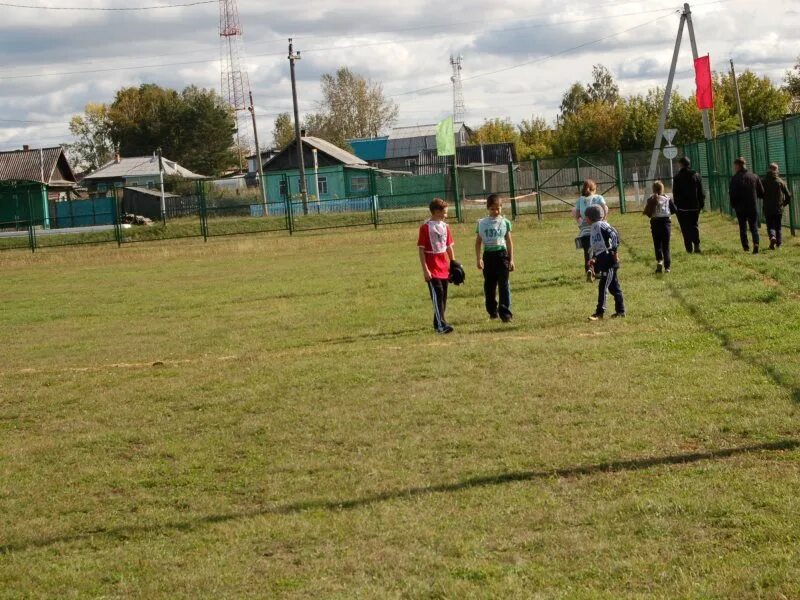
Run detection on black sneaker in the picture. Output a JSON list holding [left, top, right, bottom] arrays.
[[500, 314, 513, 323], [437, 325, 454, 334], [753, 245, 759, 255], [489, 313, 499, 320], [743, 247, 750, 253], [655, 263, 663, 274], [694, 246, 701, 254], [611, 312, 626, 319], [588, 313, 603, 321], [665, 268, 671, 273], [769, 237, 777, 250]]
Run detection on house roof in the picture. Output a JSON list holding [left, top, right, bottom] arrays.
[[123, 186, 178, 198], [303, 136, 366, 165], [387, 123, 466, 140], [83, 156, 204, 181], [384, 123, 468, 159], [0, 146, 77, 185]]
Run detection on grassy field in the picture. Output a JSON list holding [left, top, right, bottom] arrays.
[[1, 211, 799, 599]]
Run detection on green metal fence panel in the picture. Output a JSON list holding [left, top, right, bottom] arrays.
[[374, 172, 448, 226]]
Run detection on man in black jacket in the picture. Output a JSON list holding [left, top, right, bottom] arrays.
[[672, 157, 706, 253], [729, 157, 765, 254], [761, 163, 792, 249]]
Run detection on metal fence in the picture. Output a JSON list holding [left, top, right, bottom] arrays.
[[4, 123, 797, 253], [682, 114, 799, 234]]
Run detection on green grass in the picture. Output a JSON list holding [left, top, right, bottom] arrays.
[[1, 212, 799, 599]]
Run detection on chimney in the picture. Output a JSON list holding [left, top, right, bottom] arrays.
[[23, 144, 30, 151]]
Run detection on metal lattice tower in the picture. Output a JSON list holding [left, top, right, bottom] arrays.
[[450, 54, 466, 124], [219, 0, 251, 162]]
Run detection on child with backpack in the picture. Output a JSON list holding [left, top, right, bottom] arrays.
[[643, 180, 677, 273]]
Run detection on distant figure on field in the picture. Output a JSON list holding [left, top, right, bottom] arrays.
[[585, 205, 625, 321], [729, 157, 765, 254], [643, 180, 677, 274], [672, 156, 705, 254], [475, 194, 515, 323], [418, 198, 455, 334], [572, 179, 608, 281], [761, 163, 792, 250]]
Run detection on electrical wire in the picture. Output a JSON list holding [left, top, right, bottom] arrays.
[[0, 0, 213, 10]]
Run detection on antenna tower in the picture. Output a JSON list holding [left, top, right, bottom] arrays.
[[219, 0, 251, 167], [450, 54, 466, 123]]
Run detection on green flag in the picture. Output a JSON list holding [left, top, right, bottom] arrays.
[[436, 116, 455, 156]]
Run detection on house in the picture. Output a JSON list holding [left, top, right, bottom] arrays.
[[0, 145, 79, 228], [348, 123, 471, 171], [262, 135, 376, 202], [82, 155, 204, 197], [244, 148, 280, 188]]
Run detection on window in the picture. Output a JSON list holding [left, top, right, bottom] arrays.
[[279, 179, 288, 198], [351, 175, 369, 193], [97, 183, 107, 193], [147, 181, 155, 189], [317, 176, 328, 196]]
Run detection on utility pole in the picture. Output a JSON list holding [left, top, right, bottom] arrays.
[[157, 147, 166, 225], [648, 9, 686, 184], [684, 3, 712, 140], [248, 90, 268, 213], [288, 38, 308, 216], [647, 3, 711, 183], [730, 58, 746, 131]]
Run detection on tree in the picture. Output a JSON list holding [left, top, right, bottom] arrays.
[[784, 56, 800, 112], [620, 90, 662, 151], [67, 103, 115, 172], [716, 70, 790, 127], [552, 102, 626, 155], [311, 67, 398, 147], [517, 116, 554, 158], [272, 112, 295, 148], [587, 64, 620, 105], [105, 84, 236, 176], [471, 118, 531, 159], [560, 82, 590, 118]]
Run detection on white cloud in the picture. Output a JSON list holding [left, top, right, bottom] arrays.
[[0, 0, 798, 151]]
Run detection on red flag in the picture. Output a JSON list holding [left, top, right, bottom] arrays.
[[694, 55, 714, 110]]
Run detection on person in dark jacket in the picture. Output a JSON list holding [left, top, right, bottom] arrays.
[[761, 163, 792, 249], [672, 157, 706, 254], [729, 157, 765, 254]]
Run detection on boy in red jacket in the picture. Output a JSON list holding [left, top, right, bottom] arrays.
[[418, 198, 455, 334]]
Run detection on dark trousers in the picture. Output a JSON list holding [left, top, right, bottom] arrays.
[[595, 255, 624, 316], [766, 213, 783, 247], [736, 209, 760, 249], [580, 235, 591, 272], [676, 210, 701, 253], [650, 218, 672, 269], [483, 250, 512, 318], [427, 278, 449, 330]]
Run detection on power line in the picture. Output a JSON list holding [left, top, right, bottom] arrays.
[[0, 0, 214, 10], [391, 10, 681, 98], [0, 2, 725, 81]]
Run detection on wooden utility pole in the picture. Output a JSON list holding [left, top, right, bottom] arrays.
[[288, 38, 308, 216], [248, 90, 268, 213]]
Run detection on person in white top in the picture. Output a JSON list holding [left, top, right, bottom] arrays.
[[572, 179, 608, 282]]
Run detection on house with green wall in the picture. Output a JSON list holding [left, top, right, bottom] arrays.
[[262, 136, 376, 203]]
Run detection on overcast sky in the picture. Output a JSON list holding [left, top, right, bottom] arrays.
[[0, 0, 797, 153]]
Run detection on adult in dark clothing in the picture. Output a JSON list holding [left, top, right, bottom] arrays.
[[672, 157, 706, 253], [761, 163, 792, 249], [729, 157, 765, 254]]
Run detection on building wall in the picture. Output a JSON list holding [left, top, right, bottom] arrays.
[[264, 166, 375, 202]]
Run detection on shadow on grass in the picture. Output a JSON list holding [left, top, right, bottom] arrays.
[[670, 286, 800, 404], [2, 439, 797, 555]]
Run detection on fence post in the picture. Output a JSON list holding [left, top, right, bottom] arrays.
[[451, 156, 463, 223], [197, 180, 208, 242], [784, 117, 796, 237], [615, 150, 626, 214], [534, 159, 542, 221], [26, 190, 36, 252], [369, 168, 379, 228], [114, 188, 122, 247], [507, 162, 517, 220]]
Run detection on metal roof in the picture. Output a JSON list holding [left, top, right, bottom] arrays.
[[385, 123, 467, 159], [303, 136, 367, 165], [123, 186, 178, 198], [83, 156, 204, 180], [0, 146, 76, 184]]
